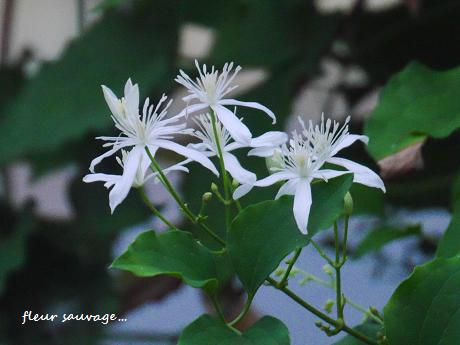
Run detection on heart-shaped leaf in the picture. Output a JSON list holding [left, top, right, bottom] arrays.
[[111, 230, 222, 294], [178, 314, 290, 345], [228, 175, 353, 297], [364, 62, 460, 160], [384, 256, 460, 345]]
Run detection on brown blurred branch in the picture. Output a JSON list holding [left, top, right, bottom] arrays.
[[1, 0, 14, 66]]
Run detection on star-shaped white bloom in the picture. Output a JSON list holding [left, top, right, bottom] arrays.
[[85, 79, 218, 212], [189, 113, 287, 199], [300, 114, 385, 192], [251, 133, 349, 234], [83, 149, 189, 210], [175, 60, 276, 145]]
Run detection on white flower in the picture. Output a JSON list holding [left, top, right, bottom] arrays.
[[300, 114, 385, 192], [83, 149, 189, 210], [175, 60, 276, 145], [85, 79, 218, 212], [252, 133, 349, 234], [189, 113, 287, 199]]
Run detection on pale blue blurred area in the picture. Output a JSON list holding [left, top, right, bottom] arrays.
[[105, 208, 450, 345]]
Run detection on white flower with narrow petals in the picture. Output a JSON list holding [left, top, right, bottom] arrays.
[[83, 149, 189, 210], [300, 114, 386, 192], [189, 113, 287, 199], [175, 60, 276, 145], [85, 79, 218, 212], [250, 133, 349, 234]]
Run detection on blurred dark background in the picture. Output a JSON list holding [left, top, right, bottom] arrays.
[[1, 0, 460, 344]]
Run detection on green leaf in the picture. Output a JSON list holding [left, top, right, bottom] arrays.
[[178, 314, 290, 345], [333, 320, 382, 345], [228, 175, 353, 296], [111, 230, 221, 294], [354, 225, 421, 259], [364, 62, 460, 160], [0, 2, 179, 165], [0, 215, 35, 296], [384, 256, 460, 345]]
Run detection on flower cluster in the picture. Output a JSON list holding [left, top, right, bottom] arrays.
[[84, 61, 385, 233]]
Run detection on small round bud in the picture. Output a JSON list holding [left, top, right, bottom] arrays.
[[210, 182, 219, 193], [324, 299, 335, 314], [202, 192, 212, 203], [322, 264, 334, 276], [232, 178, 240, 189], [343, 192, 353, 215]]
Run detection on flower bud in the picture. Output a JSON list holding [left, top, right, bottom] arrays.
[[202, 192, 212, 203], [232, 178, 240, 189], [322, 264, 334, 276], [324, 299, 335, 314], [343, 192, 353, 215], [210, 182, 219, 193]]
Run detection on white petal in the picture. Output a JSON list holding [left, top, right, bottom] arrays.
[[213, 104, 252, 145], [218, 99, 276, 124], [123, 79, 139, 116], [223, 152, 256, 184], [327, 157, 386, 192], [174, 103, 208, 118], [83, 173, 119, 185], [109, 146, 143, 213], [275, 179, 300, 199], [250, 131, 287, 147], [248, 146, 277, 157], [331, 134, 369, 156], [156, 140, 219, 176], [89, 142, 132, 172], [233, 183, 254, 200], [254, 171, 297, 187], [101, 85, 122, 117], [312, 169, 350, 182], [293, 180, 312, 234]]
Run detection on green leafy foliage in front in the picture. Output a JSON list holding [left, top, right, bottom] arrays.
[[365, 62, 460, 160], [384, 257, 460, 345], [112, 230, 223, 294], [177, 314, 290, 345], [228, 175, 353, 296]]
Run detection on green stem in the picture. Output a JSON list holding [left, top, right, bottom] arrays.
[[311, 239, 335, 266], [278, 248, 302, 287], [344, 298, 384, 326], [228, 295, 254, 326], [266, 277, 378, 345], [334, 221, 344, 320], [209, 110, 232, 230], [145, 147, 225, 246], [342, 215, 349, 264], [138, 188, 177, 230]]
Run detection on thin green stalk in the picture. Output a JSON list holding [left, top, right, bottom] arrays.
[[209, 110, 232, 230], [344, 298, 384, 326], [228, 295, 254, 326], [278, 248, 302, 287], [138, 188, 177, 230], [145, 147, 225, 246], [334, 221, 343, 320], [342, 215, 349, 264], [311, 239, 335, 266], [266, 277, 378, 345]]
